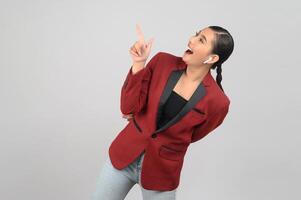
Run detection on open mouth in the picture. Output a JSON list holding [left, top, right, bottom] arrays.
[[185, 49, 193, 54]]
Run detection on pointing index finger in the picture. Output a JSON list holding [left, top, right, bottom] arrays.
[[136, 24, 145, 44]]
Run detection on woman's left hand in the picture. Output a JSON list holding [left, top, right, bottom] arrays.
[[122, 113, 134, 121]]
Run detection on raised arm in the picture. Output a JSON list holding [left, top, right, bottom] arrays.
[[120, 24, 159, 115], [120, 52, 161, 115]]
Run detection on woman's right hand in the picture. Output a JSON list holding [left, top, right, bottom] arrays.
[[129, 24, 154, 64]]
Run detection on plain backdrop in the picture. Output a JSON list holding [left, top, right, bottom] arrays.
[[0, 0, 300, 199]]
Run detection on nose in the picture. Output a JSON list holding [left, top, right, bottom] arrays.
[[188, 39, 194, 47], [188, 36, 196, 46]]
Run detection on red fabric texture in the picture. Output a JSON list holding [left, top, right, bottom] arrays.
[[109, 52, 230, 191]]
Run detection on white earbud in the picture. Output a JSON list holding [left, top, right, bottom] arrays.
[[203, 57, 212, 64]]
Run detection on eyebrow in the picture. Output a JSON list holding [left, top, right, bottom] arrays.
[[198, 31, 207, 43]]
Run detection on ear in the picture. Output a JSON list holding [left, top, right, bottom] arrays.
[[208, 54, 219, 64]]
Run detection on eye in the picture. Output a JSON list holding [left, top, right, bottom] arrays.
[[195, 31, 203, 43]]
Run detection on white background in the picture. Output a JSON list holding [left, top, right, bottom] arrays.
[[0, 0, 300, 199]]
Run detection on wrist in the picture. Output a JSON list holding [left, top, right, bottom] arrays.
[[132, 62, 146, 74]]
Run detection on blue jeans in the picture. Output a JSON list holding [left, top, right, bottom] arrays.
[[91, 151, 177, 200]]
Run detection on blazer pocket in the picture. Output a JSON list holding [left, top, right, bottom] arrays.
[[192, 107, 206, 115], [191, 108, 207, 121], [180, 108, 207, 127], [159, 145, 184, 161], [133, 116, 142, 133]]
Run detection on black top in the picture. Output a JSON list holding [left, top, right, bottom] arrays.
[[157, 90, 188, 129]]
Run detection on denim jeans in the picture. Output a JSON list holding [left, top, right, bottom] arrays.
[[91, 151, 177, 200]]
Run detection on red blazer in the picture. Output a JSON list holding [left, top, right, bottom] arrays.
[[108, 51, 230, 191]]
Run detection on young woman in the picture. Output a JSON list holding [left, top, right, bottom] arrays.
[[92, 24, 234, 200]]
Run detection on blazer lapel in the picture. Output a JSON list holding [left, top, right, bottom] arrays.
[[154, 68, 209, 133], [155, 69, 182, 132]]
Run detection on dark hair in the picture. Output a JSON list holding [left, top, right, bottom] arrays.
[[207, 26, 234, 92]]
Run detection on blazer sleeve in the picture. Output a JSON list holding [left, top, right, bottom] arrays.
[[190, 103, 230, 143], [120, 52, 162, 115]]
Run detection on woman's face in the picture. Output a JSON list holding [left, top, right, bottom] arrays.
[[182, 27, 217, 66]]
